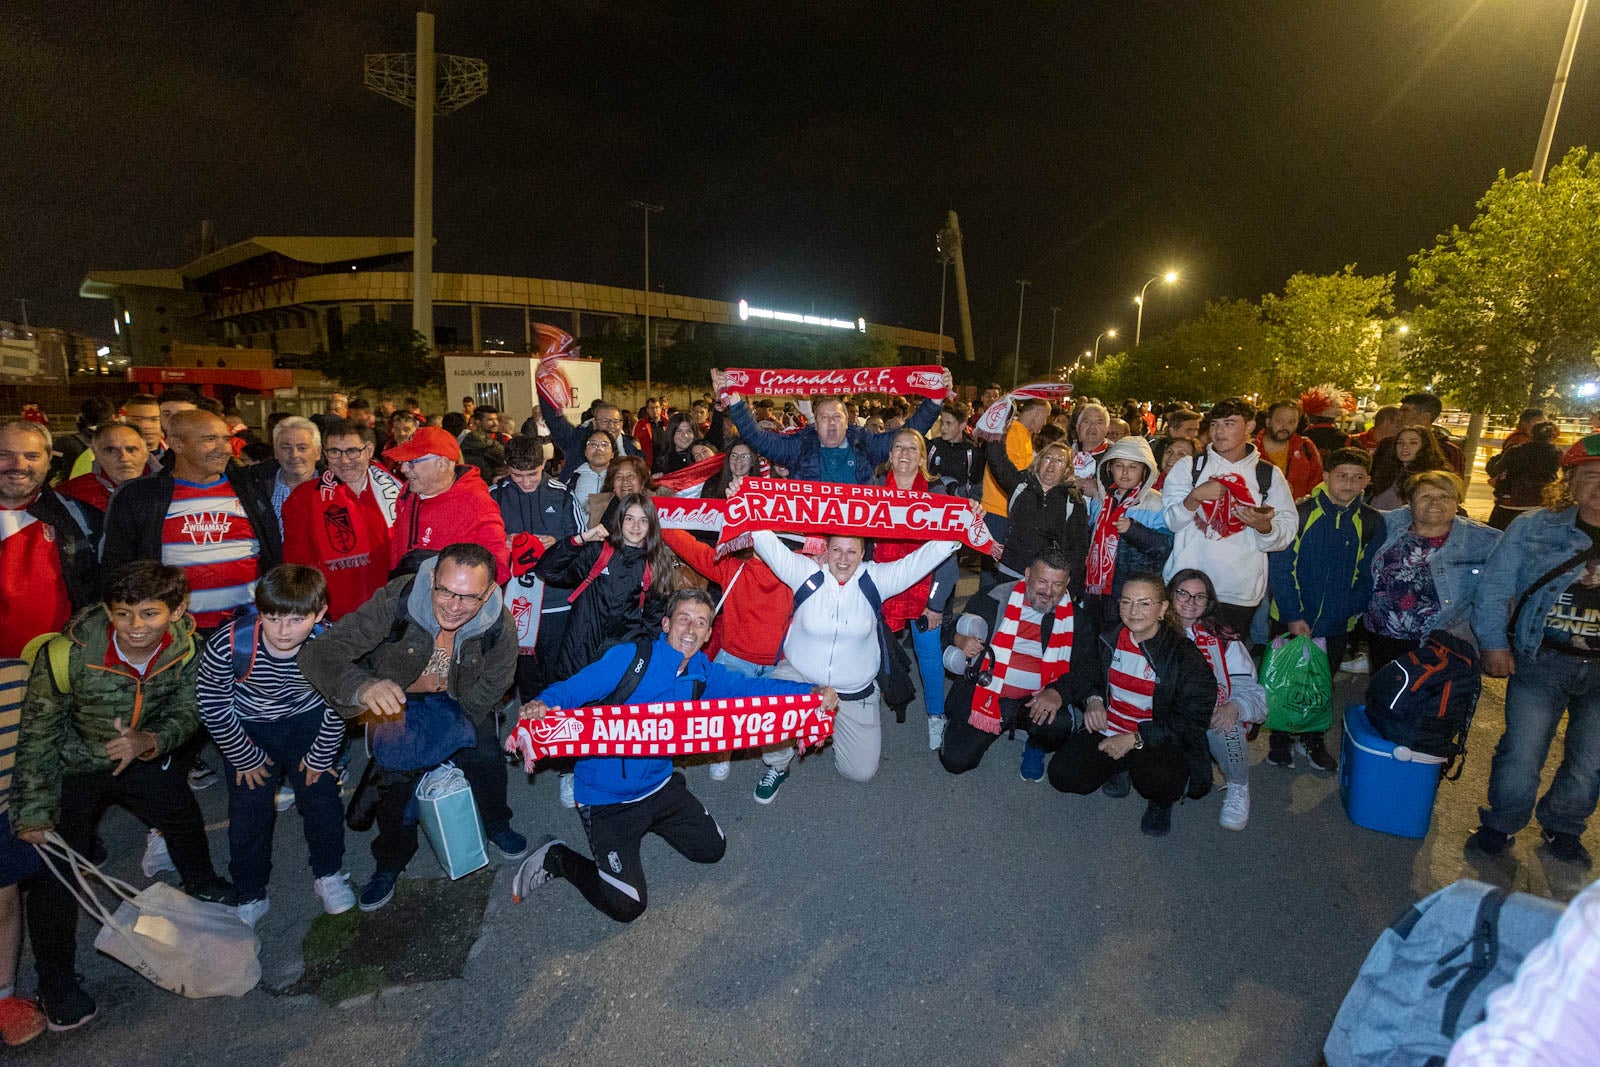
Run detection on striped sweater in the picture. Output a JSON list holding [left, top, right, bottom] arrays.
[[196, 622, 344, 772], [0, 660, 23, 816]]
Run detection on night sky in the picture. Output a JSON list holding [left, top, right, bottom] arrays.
[[4, 1, 1596, 376]]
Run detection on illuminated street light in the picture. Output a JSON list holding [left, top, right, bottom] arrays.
[[1134, 270, 1179, 346], [1094, 327, 1118, 363]]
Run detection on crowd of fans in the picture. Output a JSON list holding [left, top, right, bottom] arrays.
[[0, 373, 1595, 1049]]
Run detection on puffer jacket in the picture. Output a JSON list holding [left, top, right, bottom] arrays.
[[1087, 436, 1173, 603], [389, 465, 511, 584], [12, 607, 200, 832], [1086, 624, 1215, 799], [535, 536, 669, 679], [297, 556, 517, 725], [984, 437, 1089, 595]]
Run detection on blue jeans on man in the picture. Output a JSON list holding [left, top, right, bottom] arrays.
[[1482, 651, 1600, 839]]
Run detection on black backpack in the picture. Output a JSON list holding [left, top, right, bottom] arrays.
[[1365, 631, 1481, 778], [1189, 452, 1274, 503]]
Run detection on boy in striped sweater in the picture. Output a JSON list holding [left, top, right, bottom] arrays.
[[0, 660, 44, 1046], [198, 565, 353, 926]]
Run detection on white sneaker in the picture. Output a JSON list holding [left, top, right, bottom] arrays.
[[1340, 653, 1370, 674], [1219, 784, 1251, 832], [234, 896, 270, 928], [927, 714, 948, 751], [511, 838, 564, 903], [140, 829, 175, 878], [313, 872, 357, 915], [558, 772, 576, 809], [275, 785, 295, 812], [709, 757, 731, 782]]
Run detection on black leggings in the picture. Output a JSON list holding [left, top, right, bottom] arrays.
[[1047, 732, 1190, 805]]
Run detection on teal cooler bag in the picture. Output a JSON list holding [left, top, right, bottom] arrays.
[[415, 764, 489, 879]]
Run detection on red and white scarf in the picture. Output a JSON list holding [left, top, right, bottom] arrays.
[[1085, 489, 1136, 597], [969, 582, 1074, 734], [972, 382, 1076, 442], [717, 365, 948, 405], [504, 693, 832, 768], [1188, 623, 1232, 707], [532, 324, 581, 409]]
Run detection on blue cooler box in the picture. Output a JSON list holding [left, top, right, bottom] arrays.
[[1339, 704, 1446, 839]]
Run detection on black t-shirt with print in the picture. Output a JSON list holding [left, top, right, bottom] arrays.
[[1544, 520, 1600, 655]]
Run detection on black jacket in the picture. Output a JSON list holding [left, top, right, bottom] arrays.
[[1486, 441, 1562, 508], [539, 396, 644, 480], [984, 438, 1089, 594], [101, 465, 283, 572], [928, 435, 980, 498], [943, 584, 1099, 722], [491, 474, 580, 609], [534, 536, 668, 678], [29, 488, 100, 611], [1088, 625, 1215, 799]]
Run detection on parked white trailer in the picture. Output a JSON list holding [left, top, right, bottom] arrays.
[[442, 352, 603, 424]]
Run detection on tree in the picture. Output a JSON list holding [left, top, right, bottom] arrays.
[[318, 320, 440, 395], [1260, 267, 1394, 399], [1132, 298, 1278, 402], [1406, 147, 1600, 412]]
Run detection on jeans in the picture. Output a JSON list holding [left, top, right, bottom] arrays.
[[712, 648, 781, 678], [906, 623, 947, 718], [227, 713, 346, 901], [1482, 651, 1600, 838]]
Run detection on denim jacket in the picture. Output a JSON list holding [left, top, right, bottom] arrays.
[[1472, 506, 1593, 659], [1373, 507, 1500, 640]]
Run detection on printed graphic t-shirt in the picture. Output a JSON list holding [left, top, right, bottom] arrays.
[[161, 477, 260, 631]]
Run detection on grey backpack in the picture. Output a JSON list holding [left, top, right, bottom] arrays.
[[1324, 879, 1563, 1066]]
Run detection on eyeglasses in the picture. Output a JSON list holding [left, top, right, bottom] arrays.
[[1173, 589, 1209, 603], [325, 446, 371, 460], [432, 584, 489, 607], [587, 440, 614, 451], [1118, 598, 1158, 611], [595, 417, 622, 429]]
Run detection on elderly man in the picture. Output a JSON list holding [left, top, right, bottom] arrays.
[[540, 397, 643, 481], [384, 425, 510, 583], [299, 543, 523, 911], [282, 418, 402, 619], [1072, 402, 1112, 490], [938, 549, 1092, 780], [262, 416, 322, 534], [716, 368, 950, 485], [102, 409, 280, 634], [55, 422, 153, 539], [0, 420, 99, 656]]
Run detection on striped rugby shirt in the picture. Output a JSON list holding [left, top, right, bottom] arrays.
[[196, 621, 343, 772], [161, 478, 261, 630], [1103, 629, 1157, 736]]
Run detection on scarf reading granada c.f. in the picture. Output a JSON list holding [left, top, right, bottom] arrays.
[[717, 365, 948, 405], [504, 693, 833, 770], [969, 581, 1074, 735]]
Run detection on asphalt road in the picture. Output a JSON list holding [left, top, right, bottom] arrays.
[[19, 570, 1597, 1066]]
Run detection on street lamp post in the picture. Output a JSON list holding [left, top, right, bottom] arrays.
[[1094, 328, 1118, 363], [935, 240, 952, 366], [630, 200, 664, 401], [1533, 0, 1589, 182], [1012, 279, 1030, 388], [1134, 271, 1179, 346], [1047, 306, 1060, 375]]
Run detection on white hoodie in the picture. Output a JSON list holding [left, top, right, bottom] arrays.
[[1161, 443, 1297, 607]]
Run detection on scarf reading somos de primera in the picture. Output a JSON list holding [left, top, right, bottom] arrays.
[[505, 693, 832, 769], [717, 365, 948, 405]]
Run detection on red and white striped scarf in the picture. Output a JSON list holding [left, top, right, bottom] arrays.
[[969, 582, 1074, 734], [505, 693, 832, 768], [1187, 623, 1232, 707], [1084, 488, 1136, 596], [1105, 629, 1156, 734]]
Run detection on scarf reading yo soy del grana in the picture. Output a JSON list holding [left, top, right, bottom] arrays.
[[717, 365, 949, 405], [504, 693, 832, 769]]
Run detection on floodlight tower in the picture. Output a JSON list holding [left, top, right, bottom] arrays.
[[365, 11, 487, 349]]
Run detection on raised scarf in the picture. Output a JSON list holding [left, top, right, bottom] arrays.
[[968, 581, 1074, 734], [716, 365, 948, 405], [972, 382, 1076, 442], [505, 693, 832, 768], [1085, 488, 1137, 596]]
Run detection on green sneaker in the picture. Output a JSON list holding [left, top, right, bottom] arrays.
[[753, 766, 789, 805]]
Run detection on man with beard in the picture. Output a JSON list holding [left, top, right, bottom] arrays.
[[1255, 400, 1325, 500], [0, 420, 99, 656]]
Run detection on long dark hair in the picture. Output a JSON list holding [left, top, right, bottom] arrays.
[[705, 441, 758, 499], [1369, 424, 1449, 498], [608, 493, 676, 599], [1164, 567, 1237, 642]]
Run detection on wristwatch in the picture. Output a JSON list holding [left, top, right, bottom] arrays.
[[1131, 730, 1145, 751]]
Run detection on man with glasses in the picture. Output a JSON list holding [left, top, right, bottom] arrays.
[[300, 542, 523, 910], [383, 426, 510, 584], [540, 396, 642, 482], [282, 418, 403, 619]]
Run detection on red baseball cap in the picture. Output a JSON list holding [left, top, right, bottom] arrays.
[[1560, 434, 1600, 468], [383, 426, 462, 465]]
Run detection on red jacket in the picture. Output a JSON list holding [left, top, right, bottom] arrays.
[[389, 465, 511, 584], [662, 529, 792, 665], [283, 466, 401, 619], [874, 472, 933, 631], [56, 470, 116, 515], [1255, 432, 1324, 500]]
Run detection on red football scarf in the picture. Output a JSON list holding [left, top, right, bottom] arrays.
[[1085, 489, 1136, 597], [1193, 471, 1253, 539], [717, 365, 948, 405], [504, 693, 833, 768], [1188, 623, 1231, 706], [972, 382, 1076, 442], [533, 324, 581, 410], [653, 453, 725, 497], [969, 581, 1074, 734]]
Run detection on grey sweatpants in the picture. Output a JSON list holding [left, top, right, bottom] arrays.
[[759, 662, 882, 782]]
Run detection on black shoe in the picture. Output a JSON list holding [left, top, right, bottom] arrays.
[[1297, 735, 1338, 773], [1266, 734, 1295, 769], [1140, 802, 1173, 837], [187, 757, 218, 791], [1101, 771, 1131, 799], [1540, 829, 1594, 869], [39, 985, 96, 1033], [359, 869, 401, 912], [1465, 825, 1514, 857], [489, 827, 529, 862], [186, 877, 234, 905]]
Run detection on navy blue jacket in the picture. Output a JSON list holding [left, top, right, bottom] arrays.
[[727, 398, 941, 484], [1268, 486, 1382, 637]]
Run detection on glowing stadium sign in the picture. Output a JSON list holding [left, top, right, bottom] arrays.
[[739, 299, 866, 333]]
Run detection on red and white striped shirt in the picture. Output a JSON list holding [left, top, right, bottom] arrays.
[[1104, 629, 1156, 735], [161, 478, 260, 630]]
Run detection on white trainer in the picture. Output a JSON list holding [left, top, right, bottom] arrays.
[[512, 838, 565, 903], [927, 714, 948, 751], [234, 897, 270, 928], [1219, 784, 1251, 832], [313, 872, 357, 915], [141, 828, 175, 878], [275, 785, 295, 812], [708, 757, 731, 782], [558, 772, 576, 809], [1340, 653, 1370, 674]]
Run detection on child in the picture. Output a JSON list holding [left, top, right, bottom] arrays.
[[13, 561, 230, 1032], [0, 660, 45, 1046], [198, 565, 353, 927]]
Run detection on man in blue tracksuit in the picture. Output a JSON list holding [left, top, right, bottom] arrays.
[[1266, 448, 1382, 772], [511, 589, 836, 921]]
